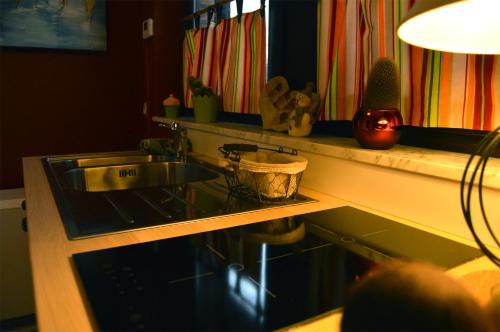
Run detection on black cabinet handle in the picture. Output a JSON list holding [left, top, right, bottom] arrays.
[[21, 217, 28, 232], [21, 200, 26, 211]]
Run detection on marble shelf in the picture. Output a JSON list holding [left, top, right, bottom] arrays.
[[152, 116, 500, 190]]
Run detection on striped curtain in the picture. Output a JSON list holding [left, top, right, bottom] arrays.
[[218, 12, 266, 114], [317, 0, 500, 130], [183, 10, 266, 114], [182, 23, 218, 108]]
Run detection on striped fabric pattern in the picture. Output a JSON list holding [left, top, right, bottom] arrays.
[[317, 0, 500, 130], [218, 12, 266, 114], [183, 10, 266, 114], [182, 24, 218, 108]]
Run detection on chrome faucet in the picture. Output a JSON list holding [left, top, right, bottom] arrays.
[[161, 121, 188, 162]]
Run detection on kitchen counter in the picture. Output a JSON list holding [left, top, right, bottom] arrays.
[[23, 154, 499, 332]]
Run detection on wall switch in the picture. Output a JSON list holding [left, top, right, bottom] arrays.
[[142, 18, 154, 39]]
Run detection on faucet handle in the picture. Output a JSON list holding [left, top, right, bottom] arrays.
[[170, 121, 180, 131], [171, 121, 187, 134], [158, 121, 184, 132]]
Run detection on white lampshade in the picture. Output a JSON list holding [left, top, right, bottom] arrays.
[[397, 0, 500, 54]]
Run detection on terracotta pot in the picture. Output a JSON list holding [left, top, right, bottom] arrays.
[[353, 108, 403, 149]]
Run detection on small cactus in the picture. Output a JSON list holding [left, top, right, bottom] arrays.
[[364, 58, 400, 109], [188, 76, 214, 97]]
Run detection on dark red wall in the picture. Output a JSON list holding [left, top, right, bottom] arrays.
[[142, 0, 186, 137], [0, 0, 185, 189]]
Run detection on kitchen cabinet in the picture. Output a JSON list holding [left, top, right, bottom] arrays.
[[0, 190, 35, 322]]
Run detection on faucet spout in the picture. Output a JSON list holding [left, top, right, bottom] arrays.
[[169, 121, 188, 163]]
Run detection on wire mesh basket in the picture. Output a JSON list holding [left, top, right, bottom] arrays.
[[218, 144, 308, 203]]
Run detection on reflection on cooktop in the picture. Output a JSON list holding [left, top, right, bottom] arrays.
[[73, 207, 482, 331], [74, 218, 378, 331]]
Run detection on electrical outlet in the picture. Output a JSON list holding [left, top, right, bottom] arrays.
[[142, 18, 154, 39]]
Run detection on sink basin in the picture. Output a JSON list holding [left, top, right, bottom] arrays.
[[64, 161, 220, 192], [42, 152, 229, 239], [73, 154, 171, 167], [45, 152, 220, 192]]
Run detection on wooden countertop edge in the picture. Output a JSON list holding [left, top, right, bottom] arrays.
[[22, 155, 499, 332]]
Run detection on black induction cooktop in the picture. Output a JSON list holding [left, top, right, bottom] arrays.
[[73, 206, 482, 331]]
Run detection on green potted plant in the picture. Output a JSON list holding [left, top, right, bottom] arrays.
[[188, 76, 220, 123]]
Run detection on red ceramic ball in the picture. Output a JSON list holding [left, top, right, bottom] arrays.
[[353, 108, 403, 149]]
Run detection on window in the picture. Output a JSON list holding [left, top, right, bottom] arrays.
[[186, 1, 498, 156], [191, 0, 269, 79], [229, 0, 269, 77]]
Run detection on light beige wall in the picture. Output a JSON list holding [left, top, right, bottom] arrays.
[[0, 207, 35, 320], [187, 128, 500, 246]]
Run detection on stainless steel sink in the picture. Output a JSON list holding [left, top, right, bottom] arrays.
[[64, 161, 219, 192], [43, 152, 314, 240], [73, 154, 171, 167]]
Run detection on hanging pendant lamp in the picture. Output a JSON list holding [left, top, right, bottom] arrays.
[[397, 0, 500, 54]]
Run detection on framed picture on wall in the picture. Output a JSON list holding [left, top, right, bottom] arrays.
[[0, 0, 107, 51]]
